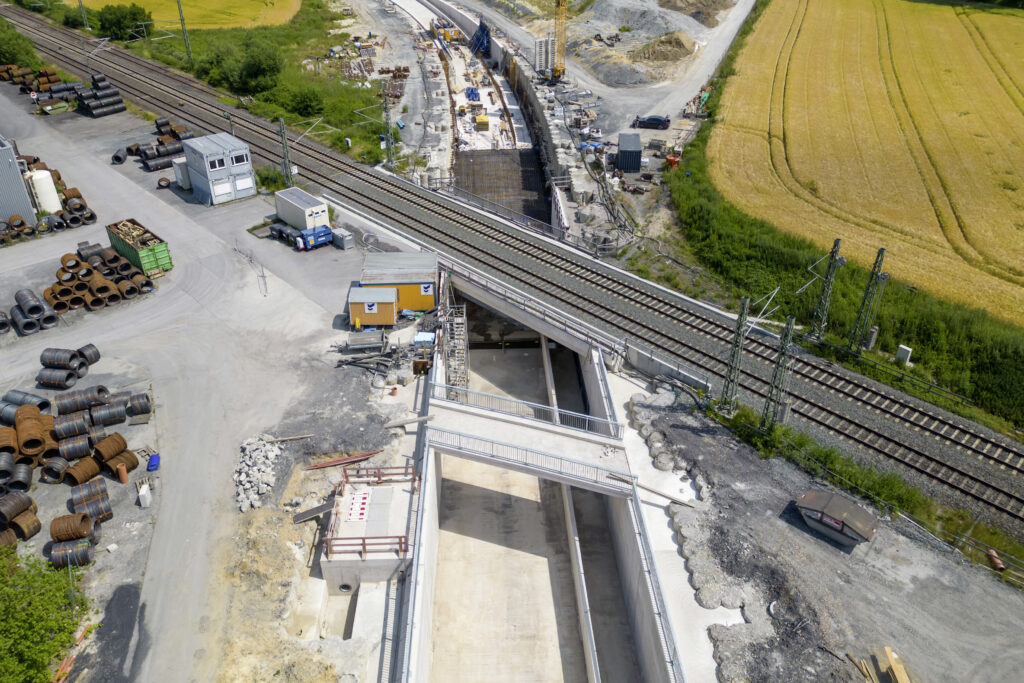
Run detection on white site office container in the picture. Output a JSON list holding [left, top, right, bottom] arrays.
[[275, 187, 329, 230]]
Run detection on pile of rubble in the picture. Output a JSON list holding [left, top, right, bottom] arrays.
[[234, 435, 280, 512]]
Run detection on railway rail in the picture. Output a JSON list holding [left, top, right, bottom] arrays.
[[5, 4, 1023, 525]]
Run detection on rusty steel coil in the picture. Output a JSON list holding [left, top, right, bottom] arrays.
[[59, 253, 81, 271], [0, 428, 17, 454], [131, 274, 155, 293], [72, 492, 111, 522], [8, 214, 25, 229], [71, 280, 90, 294], [55, 268, 75, 284], [0, 451, 14, 478], [77, 266, 95, 282], [36, 368, 77, 390], [44, 294, 70, 315], [104, 292, 121, 306], [66, 294, 86, 309], [85, 295, 105, 311], [58, 435, 91, 461], [104, 449, 139, 475], [66, 197, 86, 212], [10, 509, 41, 540], [127, 393, 152, 416], [54, 283, 73, 299], [99, 247, 119, 262], [41, 429, 59, 460], [86, 426, 107, 446], [115, 260, 135, 275], [0, 491, 32, 525], [50, 539, 94, 568], [88, 277, 112, 296], [40, 347, 81, 369], [93, 433, 126, 461], [90, 403, 126, 427], [0, 528, 16, 547], [86, 254, 103, 269], [55, 386, 108, 414], [50, 513, 93, 542], [70, 478, 107, 508], [40, 457, 69, 484], [54, 413, 90, 441], [15, 420, 44, 457], [14, 404, 41, 426], [78, 343, 100, 365], [64, 457, 101, 486]]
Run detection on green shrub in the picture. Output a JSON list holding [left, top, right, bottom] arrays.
[[97, 3, 152, 41], [0, 18, 43, 69]]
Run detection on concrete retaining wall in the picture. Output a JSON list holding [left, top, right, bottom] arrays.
[[606, 496, 673, 682], [578, 347, 620, 438], [405, 447, 442, 682]]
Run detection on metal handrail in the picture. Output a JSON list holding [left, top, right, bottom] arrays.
[[628, 482, 687, 682], [323, 535, 409, 559], [426, 426, 635, 495], [430, 381, 623, 438]]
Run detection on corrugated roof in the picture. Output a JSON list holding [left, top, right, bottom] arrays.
[[183, 132, 249, 157], [349, 286, 397, 303], [796, 489, 877, 541], [361, 252, 438, 284], [276, 187, 324, 210], [618, 133, 642, 152]]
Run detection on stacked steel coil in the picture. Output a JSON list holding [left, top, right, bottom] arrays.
[[6, 288, 58, 335], [50, 513, 94, 542], [76, 73, 125, 118], [50, 539, 94, 567], [130, 117, 194, 171]]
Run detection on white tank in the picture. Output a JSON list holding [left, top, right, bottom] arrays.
[[24, 170, 62, 214]]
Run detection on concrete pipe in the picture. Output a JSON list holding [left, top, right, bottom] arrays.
[[0, 491, 32, 525], [111, 148, 127, 165], [14, 289, 44, 318], [77, 266, 95, 282], [8, 463, 33, 492], [60, 253, 80, 271], [86, 427, 107, 446], [81, 209, 97, 224], [72, 492, 111, 522], [0, 430, 16, 458], [85, 296, 105, 311], [2, 390, 51, 413], [0, 451, 14, 477], [40, 457, 68, 483], [50, 539, 95, 568], [72, 280, 90, 294], [54, 283, 73, 298], [10, 509, 40, 540], [37, 368, 77, 390], [69, 478, 107, 507], [38, 304, 59, 329], [90, 403, 126, 427], [127, 393, 151, 416], [93, 433, 126, 461], [58, 436, 92, 462], [54, 414, 89, 439], [78, 344, 100, 365], [40, 348, 80, 369], [104, 292, 121, 306], [50, 513, 93, 542], [131, 274, 155, 293]]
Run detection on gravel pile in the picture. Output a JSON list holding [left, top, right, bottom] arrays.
[[234, 435, 280, 512]]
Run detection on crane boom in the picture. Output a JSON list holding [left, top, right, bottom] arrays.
[[553, 0, 567, 80]]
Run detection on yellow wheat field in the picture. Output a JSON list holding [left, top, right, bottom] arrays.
[[66, 0, 301, 29], [708, 0, 1024, 326]]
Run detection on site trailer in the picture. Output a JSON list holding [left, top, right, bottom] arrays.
[[275, 187, 329, 231]]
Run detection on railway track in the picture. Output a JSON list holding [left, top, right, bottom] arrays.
[[5, 5, 1023, 525]]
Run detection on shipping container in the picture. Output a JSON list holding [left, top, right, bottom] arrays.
[[617, 133, 642, 173], [275, 187, 329, 231], [348, 286, 397, 326], [105, 218, 173, 276]]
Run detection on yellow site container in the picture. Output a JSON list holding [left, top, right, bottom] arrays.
[[348, 286, 397, 326], [475, 115, 489, 131], [360, 253, 438, 312]]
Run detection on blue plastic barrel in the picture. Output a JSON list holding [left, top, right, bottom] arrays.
[[147, 453, 160, 471]]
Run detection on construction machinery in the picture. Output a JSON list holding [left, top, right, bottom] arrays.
[[553, 0, 567, 81]]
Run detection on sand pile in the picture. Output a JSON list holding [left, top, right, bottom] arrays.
[[630, 31, 696, 63]]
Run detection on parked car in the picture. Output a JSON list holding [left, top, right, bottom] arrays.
[[632, 115, 670, 130]]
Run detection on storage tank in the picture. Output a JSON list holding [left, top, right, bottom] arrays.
[[25, 169, 62, 214]]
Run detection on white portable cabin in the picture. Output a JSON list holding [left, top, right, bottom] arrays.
[[274, 187, 329, 230]]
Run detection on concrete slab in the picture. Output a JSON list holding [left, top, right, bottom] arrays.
[[430, 455, 587, 682], [468, 347, 547, 404], [607, 372, 744, 682]]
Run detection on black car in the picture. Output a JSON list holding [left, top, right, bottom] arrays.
[[632, 115, 670, 130]]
